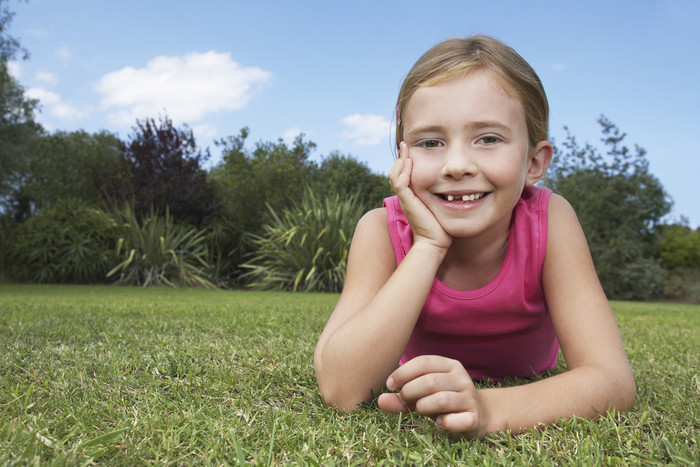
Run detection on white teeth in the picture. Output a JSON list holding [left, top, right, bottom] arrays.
[[444, 193, 484, 202]]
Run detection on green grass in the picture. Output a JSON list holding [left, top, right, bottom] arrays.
[[0, 285, 698, 465]]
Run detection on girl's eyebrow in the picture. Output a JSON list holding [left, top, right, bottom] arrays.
[[470, 120, 512, 132], [406, 125, 444, 138], [407, 120, 512, 138]]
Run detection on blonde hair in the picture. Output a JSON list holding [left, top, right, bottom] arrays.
[[396, 35, 549, 150]]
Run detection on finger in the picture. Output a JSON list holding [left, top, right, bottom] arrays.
[[399, 370, 472, 404], [388, 156, 406, 189], [377, 393, 409, 414], [398, 141, 409, 160], [412, 388, 478, 416], [388, 355, 461, 390], [389, 142, 410, 186], [436, 411, 480, 435]]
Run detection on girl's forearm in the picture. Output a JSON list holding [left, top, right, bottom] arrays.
[[478, 362, 635, 436], [315, 242, 446, 411]]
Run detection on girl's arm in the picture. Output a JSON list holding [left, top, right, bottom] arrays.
[[314, 144, 451, 411], [379, 194, 636, 437]]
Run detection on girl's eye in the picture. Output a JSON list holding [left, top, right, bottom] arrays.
[[478, 135, 501, 145], [419, 139, 443, 149]]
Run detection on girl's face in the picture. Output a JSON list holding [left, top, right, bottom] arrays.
[[401, 70, 549, 239]]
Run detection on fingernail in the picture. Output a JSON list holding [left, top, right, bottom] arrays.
[[436, 415, 444, 428], [386, 376, 395, 390]]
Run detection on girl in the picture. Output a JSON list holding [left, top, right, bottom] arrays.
[[314, 35, 635, 439]]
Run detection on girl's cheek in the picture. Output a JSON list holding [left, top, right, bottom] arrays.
[[410, 157, 437, 185]]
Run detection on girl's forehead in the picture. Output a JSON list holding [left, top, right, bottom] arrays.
[[423, 68, 518, 99], [405, 71, 524, 119]]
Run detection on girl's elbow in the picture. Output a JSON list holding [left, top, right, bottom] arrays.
[[617, 366, 636, 412], [318, 385, 364, 413], [314, 355, 366, 413], [316, 372, 367, 413], [605, 362, 636, 413]]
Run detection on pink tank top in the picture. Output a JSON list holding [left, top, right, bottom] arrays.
[[384, 186, 559, 380]]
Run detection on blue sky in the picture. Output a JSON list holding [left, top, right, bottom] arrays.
[[9, 0, 700, 226]]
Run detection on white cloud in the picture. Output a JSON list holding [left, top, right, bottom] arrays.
[[7, 61, 21, 78], [27, 87, 89, 120], [25, 29, 48, 38], [551, 63, 566, 72], [282, 127, 303, 145], [341, 113, 391, 146], [34, 71, 58, 86], [56, 45, 72, 61], [96, 51, 271, 126], [192, 123, 218, 141]]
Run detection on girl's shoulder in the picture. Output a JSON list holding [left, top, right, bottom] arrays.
[[350, 207, 393, 254], [544, 193, 589, 262], [356, 206, 389, 233], [345, 206, 397, 284], [547, 193, 577, 224]]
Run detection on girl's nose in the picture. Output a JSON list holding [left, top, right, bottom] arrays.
[[441, 147, 477, 179]]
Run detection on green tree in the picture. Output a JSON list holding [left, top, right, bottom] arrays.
[[212, 128, 317, 232], [0, 0, 41, 278], [19, 130, 123, 212], [0, 0, 40, 219], [314, 151, 392, 209], [658, 222, 700, 302], [208, 128, 318, 281], [0, 63, 38, 219], [658, 223, 700, 270], [545, 116, 672, 301], [0, 0, 28, 62]]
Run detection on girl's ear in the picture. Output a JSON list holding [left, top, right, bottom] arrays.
[[525, 141, 553, 186]]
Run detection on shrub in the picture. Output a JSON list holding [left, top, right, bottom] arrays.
[[108, 205, 214, 288], [664, 269, 700, 303], [241, 189, 364, 292], [204, 216, 248, 288], [5, 201, 118, 283]]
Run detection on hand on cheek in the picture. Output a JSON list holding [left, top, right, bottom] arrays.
[[388, 142, 452, 251], [377, 355, 488, 438]]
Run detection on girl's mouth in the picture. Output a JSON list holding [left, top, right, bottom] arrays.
[[438, 192, 487, 203]]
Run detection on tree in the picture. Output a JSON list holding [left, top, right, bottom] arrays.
[[657, 222, 700, 302], [545, 116, 672, 300], [101, 116, 215, 227], [0, 0, 41, 278], [659, 223, 700, 270], [314, 151, 392, 210], [211, 128, 318, 234], [18, 130, 123, 212], [0, 63, 38, 218], [208, 128, 318, 282], [0, 0, 40, 218], [0, 0, 28, 62]]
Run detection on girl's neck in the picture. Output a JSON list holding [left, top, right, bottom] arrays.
[[437, 214, 512, 291]]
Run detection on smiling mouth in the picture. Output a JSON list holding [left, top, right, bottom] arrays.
[[438, 192, 487, 203]]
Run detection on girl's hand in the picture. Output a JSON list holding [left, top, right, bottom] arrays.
[[389, 142, 452, 251], [377, 355, 489, 439]]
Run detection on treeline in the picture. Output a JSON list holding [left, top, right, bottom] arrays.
[[1, 113, 698, 302], [0, 116, 392, 291], [1, 2, 698, 301]]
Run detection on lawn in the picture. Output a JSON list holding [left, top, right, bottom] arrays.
[[0, 285, 698, 465]]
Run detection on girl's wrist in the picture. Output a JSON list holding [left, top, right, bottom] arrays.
[[409, 240, 449, 263]]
